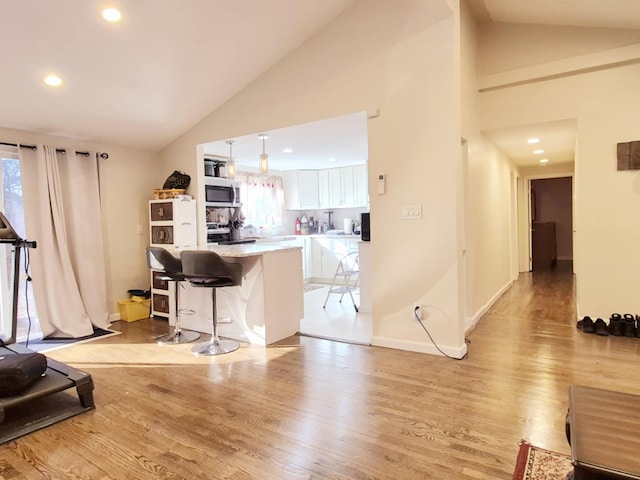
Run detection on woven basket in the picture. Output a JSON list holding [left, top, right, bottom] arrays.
[[153, 189, 186, 200]]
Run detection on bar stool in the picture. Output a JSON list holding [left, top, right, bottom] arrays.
[[146, 247, 201, 344], [181, 250, 243, 356]]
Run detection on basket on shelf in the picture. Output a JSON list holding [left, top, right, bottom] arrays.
[[153, 189, 186, 199]]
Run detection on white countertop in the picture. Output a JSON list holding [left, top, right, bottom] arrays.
[[207, 243, 301, 257]]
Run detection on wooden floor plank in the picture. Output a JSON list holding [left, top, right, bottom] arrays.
[[2, 267, 638, 479]]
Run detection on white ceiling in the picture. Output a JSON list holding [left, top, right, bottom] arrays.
[[1, 0, 639, 170], [0, 0, 355, 151], [467, 0, 640, 168], [202, 111, 369, 171]]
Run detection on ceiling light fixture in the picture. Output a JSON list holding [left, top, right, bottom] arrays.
[[258, 134, 269, 174], [539, 158, 549, 164], [283, 148, 293, 154], [527, 138, 540, 144], [44, 74, 62, 87], [102, 8, 122, 22], [226, 140, 236, 179], [533, 149, 544, 154]]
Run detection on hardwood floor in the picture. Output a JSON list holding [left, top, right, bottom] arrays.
[[3, 267, 640, 479]]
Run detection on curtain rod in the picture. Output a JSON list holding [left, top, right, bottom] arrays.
[[0, 141, 109, 159]]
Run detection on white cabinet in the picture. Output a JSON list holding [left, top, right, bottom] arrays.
[[353, 165, 368, 207], [310, 236, 360, 282], [287, 166, 368, 210], [149, 198, 197, 249], [149, 198, 196, 320], [284, 170, 319, 210], [319, 166, 368, 209], [318, 170, 330, 208]]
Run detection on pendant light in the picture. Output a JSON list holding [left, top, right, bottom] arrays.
[[258, 134, 269, 174], [225, 140, 236, 179]]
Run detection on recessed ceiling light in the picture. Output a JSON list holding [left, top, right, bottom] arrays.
[[283, 148, 293, 154], [533, 149, 544, 154], [328, 158, 337, 162], [539, 158, 549, 164], [102, 8, 122, 22], [528, 138, 540, 144], [44, 75, 62, 87]]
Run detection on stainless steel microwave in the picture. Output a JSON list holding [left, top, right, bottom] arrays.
[[204, 177, 241, 207]]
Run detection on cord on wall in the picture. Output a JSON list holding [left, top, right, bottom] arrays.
[[415, 304, 468, 360]]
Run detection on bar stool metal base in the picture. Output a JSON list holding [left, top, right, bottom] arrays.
[[156, 329, 201, 345], [191, 338, 239, 356]]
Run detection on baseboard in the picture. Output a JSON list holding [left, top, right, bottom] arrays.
[[108, 312, 121, 322], [371, 336, 467, 359], [465, 278, 514, 333]]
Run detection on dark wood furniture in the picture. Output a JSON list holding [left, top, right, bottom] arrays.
[[568, 385, 640, 480]]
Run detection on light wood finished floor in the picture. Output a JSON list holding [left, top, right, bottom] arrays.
[[3, 266, 640, 479]]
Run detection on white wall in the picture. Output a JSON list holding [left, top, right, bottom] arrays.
[[459, 0, 518, 329], [478, 39, 640, 319], [477, 23, 640, 77], [0, 126, 160, 320], [160, 0, 467, 356]]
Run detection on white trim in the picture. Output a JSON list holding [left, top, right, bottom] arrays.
[[465, 278, 514, 332], [371, 336, 467, 359], [479, 43, 640, 92]]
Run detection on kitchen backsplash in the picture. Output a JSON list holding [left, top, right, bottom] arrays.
[[284, 207, 368, 236]]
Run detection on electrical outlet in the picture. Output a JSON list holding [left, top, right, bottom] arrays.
[[413, 304, 423, 321]]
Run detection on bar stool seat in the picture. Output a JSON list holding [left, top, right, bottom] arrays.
[[146, 247, 201, 344], [181, 250, 243, 356]]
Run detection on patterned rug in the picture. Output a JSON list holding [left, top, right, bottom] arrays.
[[19, 327, 121, 353], [513, 441, 573, 480]]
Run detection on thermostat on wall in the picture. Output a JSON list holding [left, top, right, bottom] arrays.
[[378, 174, 385, 194]]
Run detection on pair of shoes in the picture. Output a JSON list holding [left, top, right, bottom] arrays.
[[637, 315, 640, 338], [609, 313, 624, 336], [594, 318, 609, 336], [577, 316, 595, 333], [623, 313, 637, 337]]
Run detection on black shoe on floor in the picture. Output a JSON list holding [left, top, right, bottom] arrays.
[[594, 318, 610, 336], [577, 316, 595, 333], [623, 314, 636, 337], [636, 315, 640, 338], [609, 313, 624, 336]]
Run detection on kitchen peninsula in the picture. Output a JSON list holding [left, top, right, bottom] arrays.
[[176, 243, 303, 346]]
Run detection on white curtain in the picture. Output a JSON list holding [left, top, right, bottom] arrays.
[[19, 145, 109, 338], [235, 172, 285, 230]]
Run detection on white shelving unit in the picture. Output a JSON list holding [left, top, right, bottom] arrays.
[[148, 197, 197, 320]]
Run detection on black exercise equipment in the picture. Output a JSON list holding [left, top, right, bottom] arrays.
[[0, 211, 95, 444]]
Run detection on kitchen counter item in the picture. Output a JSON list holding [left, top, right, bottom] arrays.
[[343, 218, 352, 235], [217, 239, 256, 245]]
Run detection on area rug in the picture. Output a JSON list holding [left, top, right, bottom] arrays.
[[19, 327, 121, 353], [513, 441, 573, 480]]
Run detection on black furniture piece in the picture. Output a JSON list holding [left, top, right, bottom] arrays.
[[146, 247, 201, 344], [0, 211, 94, 444], [181, 250, 243, 356]]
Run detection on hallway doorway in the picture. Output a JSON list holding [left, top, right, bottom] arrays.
[[529, 176, 574, 273]]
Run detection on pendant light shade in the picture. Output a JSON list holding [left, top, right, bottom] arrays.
[[225, 140, 236, 179], [258, 134, 269, 174]]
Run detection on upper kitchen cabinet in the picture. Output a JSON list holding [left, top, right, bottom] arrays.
[[284, 170, 320, 210], [319, 166, 368, 209]]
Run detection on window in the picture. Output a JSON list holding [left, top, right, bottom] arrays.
[[235, 172, 285, 235], [0, 147, 40, 343]]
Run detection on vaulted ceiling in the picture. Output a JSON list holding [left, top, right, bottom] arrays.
[[1, 0, 639, 170]]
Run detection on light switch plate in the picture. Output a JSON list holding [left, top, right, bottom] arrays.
[[402, 204, 422, 219]]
